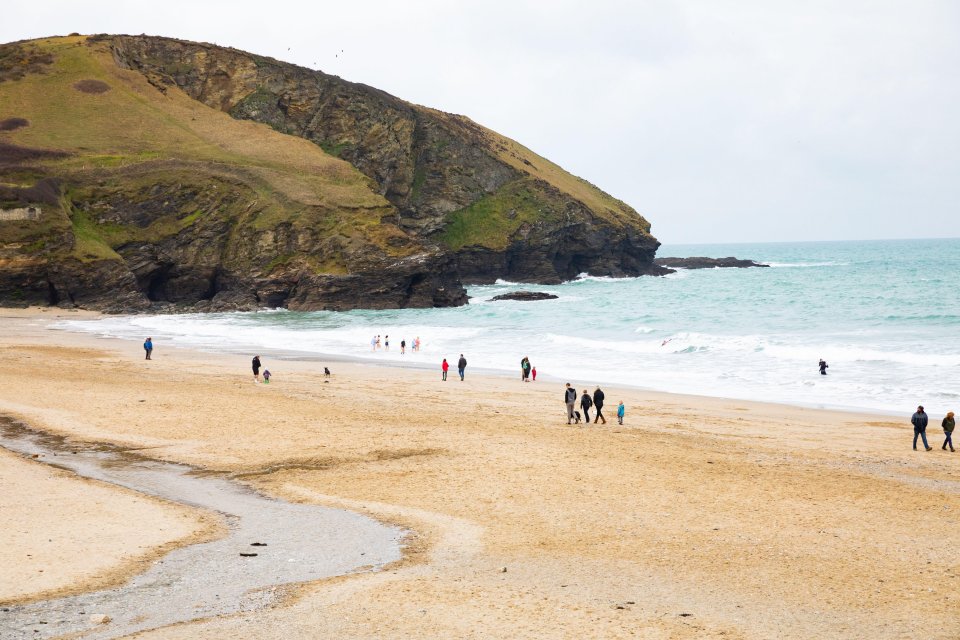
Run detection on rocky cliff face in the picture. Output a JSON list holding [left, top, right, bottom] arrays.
[[110, 35, 664, 283], [0, 35, 663, 313]]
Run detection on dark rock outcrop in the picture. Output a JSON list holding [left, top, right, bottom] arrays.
[[489, 291, 559, 302], [654, 256, 769, 270]]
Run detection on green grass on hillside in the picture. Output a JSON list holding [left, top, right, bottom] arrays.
[[439, 179, 561, 251]]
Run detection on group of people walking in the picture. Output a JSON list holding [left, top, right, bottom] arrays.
[[911, 405, 956, 451], [564, 383, 624, 425]]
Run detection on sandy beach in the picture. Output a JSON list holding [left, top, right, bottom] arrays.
[[2, 308, 958, 638]]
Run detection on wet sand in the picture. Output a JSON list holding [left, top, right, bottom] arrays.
[[1, 308, 958, 638]]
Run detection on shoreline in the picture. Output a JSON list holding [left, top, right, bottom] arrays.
[[3, 306, 958, 638], [41, 307, 909, 418]]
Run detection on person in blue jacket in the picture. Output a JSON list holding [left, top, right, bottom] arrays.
[[143, 337, 153, 360]]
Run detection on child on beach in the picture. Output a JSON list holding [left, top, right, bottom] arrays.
[[617, 402, 625, 425], [441, 358, 449, 381], [262, 370, 271, 384], [532, 366, 537, 381]]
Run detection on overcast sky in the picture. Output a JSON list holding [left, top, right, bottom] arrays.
[[4, 1, 959, 244]]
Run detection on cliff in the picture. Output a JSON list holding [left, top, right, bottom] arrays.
[[0, 35, 662, 312]]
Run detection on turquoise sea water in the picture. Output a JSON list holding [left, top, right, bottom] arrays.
[[61, 239, 960, 414]]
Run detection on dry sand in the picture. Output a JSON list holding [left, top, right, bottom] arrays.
[[1, 308, 958, 638]]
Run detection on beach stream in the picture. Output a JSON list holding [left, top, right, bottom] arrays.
[[0, 417, 403, 639]]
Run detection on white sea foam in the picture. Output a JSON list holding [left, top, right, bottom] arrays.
[[55, 239, 960, 414]]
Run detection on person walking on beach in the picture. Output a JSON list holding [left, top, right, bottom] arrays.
[[457, 354, 467, 381], [400, 339, 406, 355], [593, 386, 606, 424], [532, 366, 537, 381], [143, 337, 153, 360], [580, 389, 593, 424], [942, 411, 955, 452], [564, 383, 577, 424], [912, 405, 932, 451], [617, 401, 625, 425], [252, 355, 262, 383], [441, 358, 449, 381], [819, 359, 829, 375]]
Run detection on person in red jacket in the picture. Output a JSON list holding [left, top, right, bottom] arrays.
[[441, 358, 449, 381]]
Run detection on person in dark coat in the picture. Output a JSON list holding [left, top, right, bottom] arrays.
[[912, 405, 931, 451], [942, 411, 955, 452], [819, 359, 828, 375], [580, 390, 593, 424], [593, 386, 606, 424], [457, 354, 467, 381], [252, 355, 262, 383]]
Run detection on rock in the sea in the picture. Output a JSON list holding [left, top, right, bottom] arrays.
[[653, 256, 768, 269], [489, 291, 559, 302]]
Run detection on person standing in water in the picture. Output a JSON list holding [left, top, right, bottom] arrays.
[[912, 405, 931, 451], [819, 359, 829, 375], [457, 354, 467, 381], [942, 411, 955, 452], [441, 358, 449, 381], [143, 337, 153, 360], [252, 355, 262, 384], [400, 339, 406, 355], [580, 389, 593, 424], [593, 386, 606, 424], [384, 335, 390, 351]]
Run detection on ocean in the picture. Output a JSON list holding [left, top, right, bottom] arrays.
[[58, 238, 960, 415]]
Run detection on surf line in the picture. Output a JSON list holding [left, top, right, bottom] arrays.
[[0, 417, 403, 640]]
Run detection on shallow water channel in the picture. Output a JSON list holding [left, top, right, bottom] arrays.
[[0, 418, 403, 639]]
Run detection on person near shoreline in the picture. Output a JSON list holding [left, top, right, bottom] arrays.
[[441, 358, 449, 381], [400, 339, 406, 355], [564, 383, 577, 424], [458, 354, 467, 381], [819, 359, 829, 375], [580, 389, 593, 424], [912, 405, 931, 451], [617, 401, 625, 425], [942, 411, 955, 452], [521, 357, 531, 382], [143, 337, 153, 360], [385, 335, 390, 351], [370, 335, 377, 351], [593, 386, 606, 424], [414, 336, 421, 352], [252, 355, 262, 384]]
